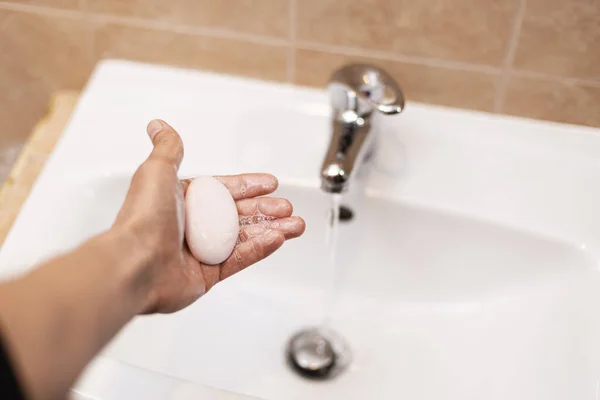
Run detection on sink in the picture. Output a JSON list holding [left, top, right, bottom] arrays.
[[2, 60, 600, 399], [7, 173, 600, 399]]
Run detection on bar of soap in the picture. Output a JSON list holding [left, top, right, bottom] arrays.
[[185, 176, 239, 265]]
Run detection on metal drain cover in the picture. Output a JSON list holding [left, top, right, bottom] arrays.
[[286, 328, 351, 380]]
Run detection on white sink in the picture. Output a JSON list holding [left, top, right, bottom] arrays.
[[2, 60, 600, 399]]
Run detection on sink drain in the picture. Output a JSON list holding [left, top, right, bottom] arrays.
[[286, 328, 351, 380], [329, 205, 354, 225], [338, 205, 354, 222]]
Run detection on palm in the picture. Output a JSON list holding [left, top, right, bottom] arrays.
[[157, 174, 304, 313]]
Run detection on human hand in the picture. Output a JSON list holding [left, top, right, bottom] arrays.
[[112, 120, 305, 314]]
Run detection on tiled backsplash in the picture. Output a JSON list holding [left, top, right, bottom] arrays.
[[0, 0, 599, 167]]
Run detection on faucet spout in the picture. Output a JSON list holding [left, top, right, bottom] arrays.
[[320, 110, 373, 193], [321, 162, 347, 194], [320, 64, 405, 193]]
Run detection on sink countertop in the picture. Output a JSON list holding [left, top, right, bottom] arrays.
[[0, 91, 79, 246]]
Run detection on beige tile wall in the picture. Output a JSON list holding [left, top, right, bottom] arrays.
[[0, 0, 599, 182]]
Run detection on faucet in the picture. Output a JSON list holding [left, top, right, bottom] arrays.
[[320, 64, 405, 193]]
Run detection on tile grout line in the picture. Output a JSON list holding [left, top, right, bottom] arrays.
[[89, 12, 291, 48], [286, 0, 297, 83], [295, 40, 504, 75], [509, 69, 600, 87], [493, 0, 527, 113], [0, 1, 84, 19]]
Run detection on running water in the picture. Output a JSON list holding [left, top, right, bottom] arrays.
[[322, 194, 342, 328], [285, 193, 352, 379]]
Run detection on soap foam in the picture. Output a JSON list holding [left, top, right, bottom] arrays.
[[237, 210, 279, 244], [238, 209, 278, 227]]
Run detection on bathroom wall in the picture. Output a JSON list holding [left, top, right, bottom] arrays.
[[0, 0, 599, 182]]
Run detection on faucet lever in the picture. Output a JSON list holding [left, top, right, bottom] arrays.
[[329, 64, 405, 117]]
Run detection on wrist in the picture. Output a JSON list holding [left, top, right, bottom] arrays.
[[98, 227, 156, 314]]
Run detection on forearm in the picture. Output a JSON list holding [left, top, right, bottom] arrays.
[[0, 229, 151, 399]]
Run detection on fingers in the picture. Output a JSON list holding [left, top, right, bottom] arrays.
[[215, 174, 278, 200], [271, 216, 306, 239], [236, 197, 292, 218], [239, 216, 305, 241], [182, 174, 278, 200], [200, 214, 305, 291], [146, 119, 184, 170], [181, 179, 191, 195], [236, 197, 305, 239], [219, 230, 285, 281]]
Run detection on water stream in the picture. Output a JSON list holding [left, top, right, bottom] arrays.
[[322, 194, 342, 328], [285, 193, 351, 379]]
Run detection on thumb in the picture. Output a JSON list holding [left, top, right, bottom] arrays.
[[146, 119, 184, 170]]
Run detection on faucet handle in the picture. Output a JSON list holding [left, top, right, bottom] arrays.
[[329, 64, 405, 117]]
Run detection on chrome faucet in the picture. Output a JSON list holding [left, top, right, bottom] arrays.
[[320, 64, 405, 193]]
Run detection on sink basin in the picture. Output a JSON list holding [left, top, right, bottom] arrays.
[[7, 174, 600, 399], [2, 60, 600, 399]]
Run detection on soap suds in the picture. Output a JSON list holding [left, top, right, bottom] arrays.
[[237, 210, 279, 244], [238, 209, 277, 227]]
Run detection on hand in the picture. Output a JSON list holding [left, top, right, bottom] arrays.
[[113, 120, 305, 314]]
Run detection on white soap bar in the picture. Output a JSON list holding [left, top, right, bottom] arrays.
[[185, 176, 239, 265]]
